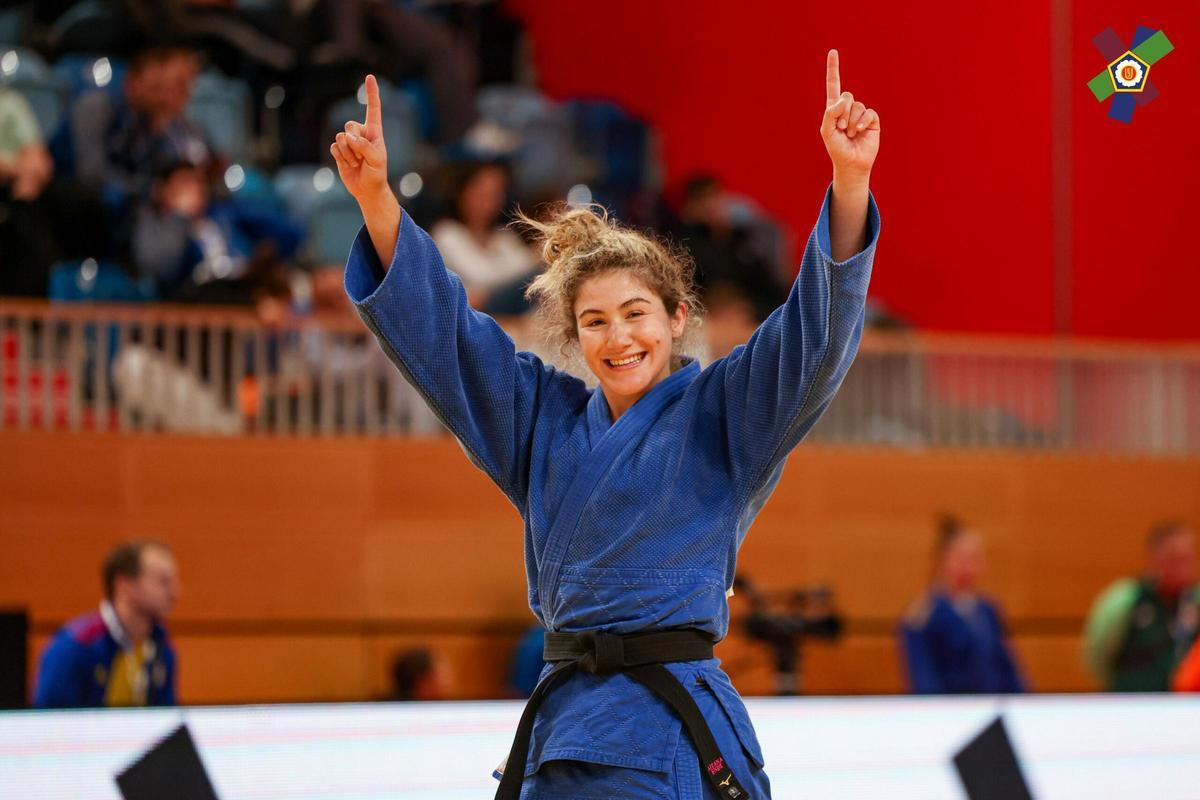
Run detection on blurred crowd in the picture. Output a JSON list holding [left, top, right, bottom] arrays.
[[9, 1, 1195, 713], [0, 0, 834, 361]]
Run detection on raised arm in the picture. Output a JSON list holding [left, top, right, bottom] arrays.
[[721, 50, 881, 500], [331, 75, 402, 269], [821, 49, 879, 261], [331, 76, 581, 511]]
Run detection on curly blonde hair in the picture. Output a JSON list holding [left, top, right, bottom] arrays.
[[518, 204, 705, 369]]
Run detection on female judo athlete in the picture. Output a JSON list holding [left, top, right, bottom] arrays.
[[331, 49, 880, 799]]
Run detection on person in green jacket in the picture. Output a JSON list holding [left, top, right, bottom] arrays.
[[1083, 521, 1198, 691]]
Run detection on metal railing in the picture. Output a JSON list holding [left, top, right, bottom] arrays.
[[3, 300, 1198, 454]]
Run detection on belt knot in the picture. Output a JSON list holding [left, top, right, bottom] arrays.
[[577, 631, 624, 674]]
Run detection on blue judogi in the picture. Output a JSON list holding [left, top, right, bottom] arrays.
[[346, 186, 879, 797], [900, 591, 1027, 695]]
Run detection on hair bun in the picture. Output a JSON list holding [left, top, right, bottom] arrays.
[[536, 205, 610, 266]]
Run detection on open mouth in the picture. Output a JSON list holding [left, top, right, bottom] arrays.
[[604, 352, 646, 370]]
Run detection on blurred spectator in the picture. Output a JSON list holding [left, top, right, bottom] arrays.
[[672, 173, 787, 322], [390, 648, 449, 701], [508, 624, 545, 698], [132, 157, 303, 300], [0, 87, 50, 200], [1, 86, 108, 296], [299, 264, 441, 434], [431, 160, 538, 309], [33, 540, 180, 709], [52, 44, 213, 227], [899, 516, 1026, 694], [1084, 520, 1199, 692]]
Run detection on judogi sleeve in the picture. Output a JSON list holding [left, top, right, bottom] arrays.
[[720, 185, 880, 496], [344, 211, 556, 511], [900, 620, 945, 694]]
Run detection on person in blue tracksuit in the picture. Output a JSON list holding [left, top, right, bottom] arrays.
[[900, 517, 1027, 695], [331, 50, 880, 798], [34, 540, 180, 709]]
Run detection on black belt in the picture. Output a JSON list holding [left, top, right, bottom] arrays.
[[495, 628, 752, 800]]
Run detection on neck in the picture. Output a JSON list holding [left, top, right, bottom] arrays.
[[112, 597, 152, 645], [606, 392, 634, 422]]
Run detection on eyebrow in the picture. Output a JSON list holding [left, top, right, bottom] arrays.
[[577, 297, 652, 319]]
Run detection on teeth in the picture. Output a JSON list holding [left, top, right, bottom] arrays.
[[609, 354, 643, 367]]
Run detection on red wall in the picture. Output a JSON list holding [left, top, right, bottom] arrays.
[[508, 0, 1199, 339]]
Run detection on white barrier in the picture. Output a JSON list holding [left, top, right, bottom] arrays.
[[4, 299, 1199, 453], [1, 694, 1198, 799]]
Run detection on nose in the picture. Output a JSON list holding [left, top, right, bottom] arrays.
[[606, 319, 633, 348]]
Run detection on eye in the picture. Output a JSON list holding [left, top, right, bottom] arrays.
[[585, 319, 604, 327]]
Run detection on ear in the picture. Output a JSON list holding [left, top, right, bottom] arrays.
[[670, 302, 688, 339]]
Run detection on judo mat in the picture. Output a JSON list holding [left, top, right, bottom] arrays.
[[1, 694, 1197, 798]]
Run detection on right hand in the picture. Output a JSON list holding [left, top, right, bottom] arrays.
[[331, 74, 389, 206]]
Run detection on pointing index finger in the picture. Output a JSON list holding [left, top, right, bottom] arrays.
[[364, 74, 383, 136], [826, 49, 841, 104]]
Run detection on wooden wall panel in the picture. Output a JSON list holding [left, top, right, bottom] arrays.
[[4, 431, 1197, 703]]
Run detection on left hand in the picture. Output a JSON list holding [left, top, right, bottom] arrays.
[[821, 49, 880, 180]]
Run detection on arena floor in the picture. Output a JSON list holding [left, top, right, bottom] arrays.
[[2, 694, 1199, 798]]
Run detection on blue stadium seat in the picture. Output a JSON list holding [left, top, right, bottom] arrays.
[[475, 85, 576, 194], [225, 163, 282, 213], [323, 78, 419, 177], [48, 260, 155, 304], [566, 99, 654, 194], [273, 164, 341, 219], [272, 164, 361, 263], [307, 190, 364, 265], [477, 85, 555, 131], [0, 47, 67, 138], [400, 78, 438, 141], [53, 53, 125, 101], [186, 70, 252, 161], [0, 7, 24, 46]]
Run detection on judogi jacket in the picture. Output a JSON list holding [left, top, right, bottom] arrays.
[[33, 601, 177, 709], [900, 590, 1027, 695], [346, 186, 879, 791]]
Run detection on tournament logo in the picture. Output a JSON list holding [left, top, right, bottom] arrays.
[[1086, 26, 1174, 123]]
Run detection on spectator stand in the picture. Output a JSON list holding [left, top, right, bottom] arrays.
[[0, 47, 67, 140], [475, 84, 578, 197], [186, 69, 253, 164]]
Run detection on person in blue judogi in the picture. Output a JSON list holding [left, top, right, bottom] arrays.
[[331, 50, 880, 799], [900, 517, 1027, 695]]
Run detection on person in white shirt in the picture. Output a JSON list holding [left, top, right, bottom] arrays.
[[430, 160, 538, 308]]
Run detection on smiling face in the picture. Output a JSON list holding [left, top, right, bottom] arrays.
[[574, 269, 687, 420]]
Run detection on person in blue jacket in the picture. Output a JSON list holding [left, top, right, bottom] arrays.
[[34, 540, 180, 709], [331, 50, 880, 799], [900, 516, 1027, 695]]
